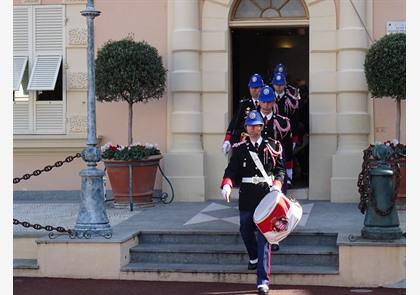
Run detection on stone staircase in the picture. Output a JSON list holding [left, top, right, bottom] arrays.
[[121, 231, 339, 278]]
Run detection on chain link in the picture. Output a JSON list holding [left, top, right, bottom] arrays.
[[13, 153, 82, 184], [13, 218, 73, 238], [357, 145, 403, 216], [13, 152, 83, 238]]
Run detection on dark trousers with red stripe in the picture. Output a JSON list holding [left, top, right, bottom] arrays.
[[239, 210, 271, 286]]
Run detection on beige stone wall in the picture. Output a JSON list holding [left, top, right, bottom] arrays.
[[14, 239, 405, 288]]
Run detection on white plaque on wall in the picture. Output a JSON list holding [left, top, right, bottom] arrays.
[[386, 21, 406, 34]]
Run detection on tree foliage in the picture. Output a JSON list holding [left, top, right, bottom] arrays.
[[364, 33, 406, 100], [95, 37, 166, 104]]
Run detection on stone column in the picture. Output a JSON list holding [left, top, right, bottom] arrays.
[[165, 0, 205, 201], [331, 0, 370, 202]]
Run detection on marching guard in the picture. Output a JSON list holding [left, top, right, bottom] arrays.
[[272, 72, 300, 188], [257, 85, 293, 196], [220, 110, 285, 295], [222, 73, 264, 154]]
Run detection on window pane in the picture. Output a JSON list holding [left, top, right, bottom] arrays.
[[37, 63, 63, 101], [262, 8, 281, 18], [253, 0, 271, 10], [14, 66, 29, 102], [235, 0, 262, 18], [272, 0, 288, 10], [280, 0, 306, 17]]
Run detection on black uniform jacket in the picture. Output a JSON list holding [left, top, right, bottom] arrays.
[[224, 98, 258, 144], [221, 137, 286, 211], [261, 114, 293, 162], [275, 85, 300, 137]]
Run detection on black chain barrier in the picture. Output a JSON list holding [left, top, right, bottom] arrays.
[[13, 152, 82, 238], [357, 145, 402, 216], [13, 153, 82, 184], [13, 218, 74, 239]]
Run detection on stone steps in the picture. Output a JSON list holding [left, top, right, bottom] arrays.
[[123, 231, 339, 277]]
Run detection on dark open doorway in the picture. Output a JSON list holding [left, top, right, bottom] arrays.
[[231, 27, 310, 188]]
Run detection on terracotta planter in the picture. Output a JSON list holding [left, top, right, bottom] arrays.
[[397, 158, 406, 198], [104, 155, 163, 206]]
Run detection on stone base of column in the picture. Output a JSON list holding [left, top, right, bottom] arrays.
[[361, 226, 403, 240], [331, 151, 364, 203], [163, 151, 205, 202]]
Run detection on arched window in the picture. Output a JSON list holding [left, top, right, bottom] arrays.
[[231, 0, 308, 22]]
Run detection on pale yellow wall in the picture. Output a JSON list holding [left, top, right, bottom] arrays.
[[372, 0, 406, 144]]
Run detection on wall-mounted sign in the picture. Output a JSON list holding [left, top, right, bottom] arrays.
[[386, 21, 406, 34]]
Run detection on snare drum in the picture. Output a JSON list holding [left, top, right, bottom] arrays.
[[253, 190, 302, 244]]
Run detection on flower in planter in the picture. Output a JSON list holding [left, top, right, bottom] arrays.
[[383, 140, 406, 159], [101, 142, 161, 161]]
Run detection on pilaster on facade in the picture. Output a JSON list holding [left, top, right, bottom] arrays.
[[166, 0, 205, 201], [65, 3, 88, 137], [331, 0, 370, 203], [307, 0, 338, 200]]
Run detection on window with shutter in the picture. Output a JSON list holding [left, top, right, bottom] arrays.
[[13, 5, 65, 135], [28, 55, 62, 91]]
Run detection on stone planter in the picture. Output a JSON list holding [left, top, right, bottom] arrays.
[[104, 155, 163, 206]]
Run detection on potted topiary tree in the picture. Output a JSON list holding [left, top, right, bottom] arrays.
[[95, 36, 166, 206], [364, 32, 406, 198]]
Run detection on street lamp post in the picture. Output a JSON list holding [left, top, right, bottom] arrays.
[[74, 0, 112, 238]]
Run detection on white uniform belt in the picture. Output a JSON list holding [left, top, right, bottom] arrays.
[[242, 177, 267, 184]]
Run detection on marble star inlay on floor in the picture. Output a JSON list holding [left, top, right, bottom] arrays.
[[183, 202, 314, 227]]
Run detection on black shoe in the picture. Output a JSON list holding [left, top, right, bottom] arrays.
[[257, 286, 269, 295], [248, 261, 258, 270], [271, 244, 279, 251]]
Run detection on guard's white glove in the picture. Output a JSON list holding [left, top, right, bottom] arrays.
[[270, 185, 281, 192], [222, 141, 231, 154], [292, 142, 296, 150], [221, 184, 232, 203]]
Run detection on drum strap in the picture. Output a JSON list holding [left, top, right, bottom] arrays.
[[249, 151, 273, 186]]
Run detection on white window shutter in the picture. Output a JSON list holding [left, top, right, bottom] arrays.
[[27, 55, 62, 90], [34, 6, 64, 52], [13, 7, 30, 53], [13, 102, 31, 134], [13, 56, 28, 91], [35, 102, 64, 133]]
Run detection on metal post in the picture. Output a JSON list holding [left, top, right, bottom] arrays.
[[129, 164, 133, 212], [74, 0, 112, 238]]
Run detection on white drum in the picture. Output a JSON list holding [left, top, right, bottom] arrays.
[[253, 190, 302, 244]]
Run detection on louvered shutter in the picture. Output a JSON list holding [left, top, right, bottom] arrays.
[[35, 102, 65, 133], [13, 56, 28, 91], [27, 55, 62, 90], [33, 6, 64, 52], [13, 103, 31, 134], [13, 7, 30, 53], [13, 7, 31, 134]]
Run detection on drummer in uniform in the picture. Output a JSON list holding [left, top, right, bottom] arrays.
[[272, 72, 300, 188], [220, 110, 285, 295], [222, 73, 264, 154]]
